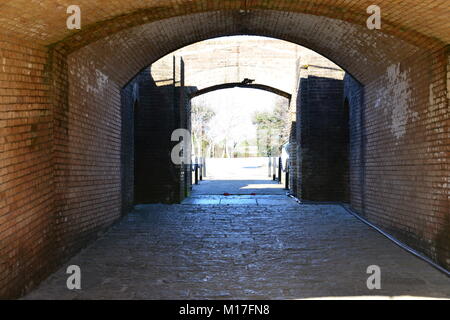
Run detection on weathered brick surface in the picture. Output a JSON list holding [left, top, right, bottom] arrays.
[[0, 35, 55, 298], [0, 1, 449, 298], [1, 1, 447, 52], [350, 46, 450, 270], [49, 46, 124, 286], [2, 9, 425, 86]]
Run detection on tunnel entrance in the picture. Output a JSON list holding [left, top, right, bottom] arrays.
[[1, 2, 449, 299], [123, 36, 353, 204]]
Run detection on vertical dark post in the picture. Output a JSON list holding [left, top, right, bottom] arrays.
[[195, 164, 199, 185], [285, 165, 289, 190], [278, 157, 282, 184], [199, 157, 203, 181], [202, 157, 206, 177], [272, 156, 276, 181], [268, 157, 272, 177], [191, 162, 194, 185], [195, 156, 199, 185]]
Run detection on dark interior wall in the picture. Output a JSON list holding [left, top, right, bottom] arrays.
[[287, 61, 350, 203], [287, 121, 297, 196], [287, 59, 301, 198], [297, 74, 348, 202], [176, 58, 192, 202], [344, 75, 366, 214], [122, 69, 177, 204], [121, 64, 192, 205], [120, 81, 137, 214], [183, 94, 193, 198]]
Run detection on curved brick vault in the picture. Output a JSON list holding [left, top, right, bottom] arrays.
[[150, 36, 323, 98], [0, 1, 449, 298], [56, 10, 428, 85]]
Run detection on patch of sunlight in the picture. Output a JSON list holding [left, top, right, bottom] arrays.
[[240, 184, 284, 189]]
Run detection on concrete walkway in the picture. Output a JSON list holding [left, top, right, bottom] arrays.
[[191, 180, 286, 196], [192, 157, 286, 196], [24, 196, 450, 300], [183, 195, 292, 205]]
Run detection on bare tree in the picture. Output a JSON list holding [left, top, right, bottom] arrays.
[[191, 104, 215, 157]]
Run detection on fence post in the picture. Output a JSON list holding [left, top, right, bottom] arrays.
[[278, 157, 282, 184], [194, 156, 199, 185], [272, 156, 277, 181], [202, 157, 206, 177], [268, 157, 272, 177], [285, 164, 289, 190]]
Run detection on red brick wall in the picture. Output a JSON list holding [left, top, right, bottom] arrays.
[[54, 47, 123, 258], [0, 37, 192, 298], [0, 35, 55, 298]]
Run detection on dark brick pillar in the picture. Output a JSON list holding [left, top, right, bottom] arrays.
[[120, 82, 137, 214], [288, 122, 297, 196], [298, 75, 349, 202], [344, 74, 366, 214], [120, 60, 192, 205]]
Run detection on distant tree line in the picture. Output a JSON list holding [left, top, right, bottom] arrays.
[[191, 96, 289, 158]]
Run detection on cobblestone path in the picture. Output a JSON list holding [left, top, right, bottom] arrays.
[[24, 196, 450, 299]]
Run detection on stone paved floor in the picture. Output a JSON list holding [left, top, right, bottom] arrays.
[[24, 196, 450, 300]]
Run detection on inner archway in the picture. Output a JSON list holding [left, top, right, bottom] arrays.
[[190, 83, 291, 100]]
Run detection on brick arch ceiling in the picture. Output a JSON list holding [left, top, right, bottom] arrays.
[[1, 0, 448, 46], [63, 9, 431, 87], [2, 1, 448, 86]]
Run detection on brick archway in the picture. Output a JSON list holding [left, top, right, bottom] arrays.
[[190, 83, 291, 100], [54, 10, 430, 87], [0, 2, 449, 298]]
